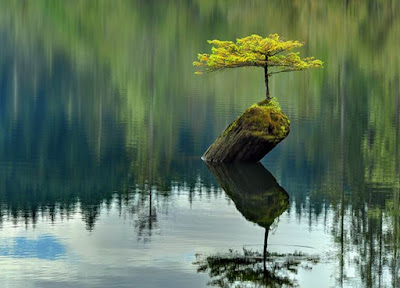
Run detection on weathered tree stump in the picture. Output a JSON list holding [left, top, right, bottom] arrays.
[[202, 99, 290, 162]]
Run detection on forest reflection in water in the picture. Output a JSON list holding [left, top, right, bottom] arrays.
[[0, 0, 399, 287], [1, 155, 399, 286]]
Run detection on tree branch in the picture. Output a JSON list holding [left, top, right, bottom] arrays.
[[268, 69, 304, 76]]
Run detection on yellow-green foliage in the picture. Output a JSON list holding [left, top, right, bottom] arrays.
[[194, 34, 323, 75]]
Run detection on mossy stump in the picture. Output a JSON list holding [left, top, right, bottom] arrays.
[[202, 98, 290, 162]]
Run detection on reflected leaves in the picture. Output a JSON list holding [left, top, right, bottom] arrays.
[[194, 249, 319, 288], [197, 162, 319, 287], [0, 1, 399, 286]]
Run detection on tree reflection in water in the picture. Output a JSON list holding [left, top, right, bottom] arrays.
[[196, 162, 320, 287]]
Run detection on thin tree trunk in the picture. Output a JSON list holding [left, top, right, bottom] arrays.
[[264, 65, 270, 100]]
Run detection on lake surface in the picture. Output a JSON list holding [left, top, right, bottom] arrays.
[[0, 1, 399, 287]]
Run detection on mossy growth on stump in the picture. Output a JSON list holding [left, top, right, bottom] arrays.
[[202, 98, 290, 162], [195, 34, 322, 162]]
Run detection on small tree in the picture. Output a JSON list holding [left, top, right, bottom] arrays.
[[193, 34, 323, 100]]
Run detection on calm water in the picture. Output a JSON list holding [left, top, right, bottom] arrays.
[[0, 1, 399, 287]]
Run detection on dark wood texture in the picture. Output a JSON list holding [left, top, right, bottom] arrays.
[[202, 101, 290, 162]]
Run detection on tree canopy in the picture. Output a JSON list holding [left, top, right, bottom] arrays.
[[194, 34, 322, 74], [194, 34, 323, 99]]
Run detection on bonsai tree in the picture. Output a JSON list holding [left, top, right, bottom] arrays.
[[193, 34, 323, 100]]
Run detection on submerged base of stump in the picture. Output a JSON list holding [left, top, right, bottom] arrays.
[[202, 98, 290, 162]]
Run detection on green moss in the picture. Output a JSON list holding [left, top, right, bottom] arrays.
[[256, 97, 282, 111], [222, 97, 290, 140], [222, 121, 238, 137]]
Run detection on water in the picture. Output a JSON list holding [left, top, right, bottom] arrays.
[[0, 1, 399, 287]]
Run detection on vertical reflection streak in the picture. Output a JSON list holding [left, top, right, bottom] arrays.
[[339, 58, 347, 287], [13, 59, 18, 120], [392, 76, 399, 287]]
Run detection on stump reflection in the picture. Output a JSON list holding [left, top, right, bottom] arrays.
[[205, 162, 289, 229], [197, 162, 318, 287]]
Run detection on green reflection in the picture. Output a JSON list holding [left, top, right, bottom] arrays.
[[200, 162, 319, 287], [0, 1, 399, 286], [1, 0, 399, 189], [205, 162, 289, 229]]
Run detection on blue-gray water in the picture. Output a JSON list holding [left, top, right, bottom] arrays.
[[0, 1, 399, 287]]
